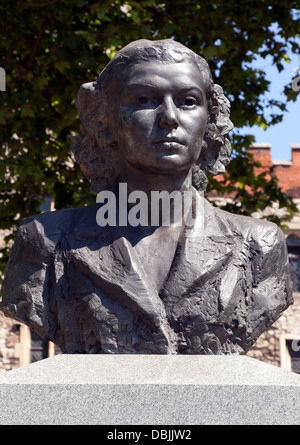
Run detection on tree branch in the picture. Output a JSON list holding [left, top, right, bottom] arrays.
[[28, 0, 60, 7], [5, 38, 20, 70], [27, 16, 52, 69]]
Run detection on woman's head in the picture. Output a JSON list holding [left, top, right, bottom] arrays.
[[72, 39, 233, 192]]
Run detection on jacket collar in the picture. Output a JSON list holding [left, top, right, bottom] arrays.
[[161, 194, 236, 299], [58, 204, 175, 348], [57, 193, 241, 327]]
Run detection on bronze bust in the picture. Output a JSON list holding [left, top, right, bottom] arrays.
[[0, 39, 293, 354]]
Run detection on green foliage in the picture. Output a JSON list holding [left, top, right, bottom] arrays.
[[0, 0, 299, 273], [207, 134, 298, 226]]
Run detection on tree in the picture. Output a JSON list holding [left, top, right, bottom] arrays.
[[0, 0, 299, 274]]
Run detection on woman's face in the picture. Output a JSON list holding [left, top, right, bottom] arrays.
[[113, 60, 208, 175]]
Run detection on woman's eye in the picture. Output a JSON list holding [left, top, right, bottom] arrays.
[[138, 96, 149, 105], [184, 97, 197, 107]]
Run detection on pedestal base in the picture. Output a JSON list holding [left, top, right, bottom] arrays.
[[0, 355, 299, 425]]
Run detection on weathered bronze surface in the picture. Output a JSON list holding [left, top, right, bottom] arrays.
[[0, 40, 293, 354]]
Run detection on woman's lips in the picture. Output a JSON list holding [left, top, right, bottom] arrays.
[[151, 138, 185, 150], [152, 137, 182, 144]]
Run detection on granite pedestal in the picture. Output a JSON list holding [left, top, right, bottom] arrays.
[[0, 355, 299, 425]]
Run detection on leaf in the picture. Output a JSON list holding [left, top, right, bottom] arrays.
[[54, 61, 71, 74]]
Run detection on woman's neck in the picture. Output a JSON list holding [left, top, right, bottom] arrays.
[[112, 164, 195, 228], [119, 162, 193, 196]]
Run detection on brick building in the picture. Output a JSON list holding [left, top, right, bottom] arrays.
[[249, 143, 300, 198], [245, 143, 300, 373], [0, 143, 300, 373]]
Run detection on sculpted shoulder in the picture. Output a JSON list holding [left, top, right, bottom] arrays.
[[16, 204, 101, 257], [209, 202, 285, 251]]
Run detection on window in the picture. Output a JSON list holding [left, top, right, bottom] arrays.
[[280, 335, 300, 374], [286, 340, 300, 374], [30, 330, 61, 363], [286, 235, 300, 292]]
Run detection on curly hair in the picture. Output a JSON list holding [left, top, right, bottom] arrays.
[[71, 39, 233, 193]]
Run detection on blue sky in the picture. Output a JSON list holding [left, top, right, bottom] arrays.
[[240, 49, 300, 162]]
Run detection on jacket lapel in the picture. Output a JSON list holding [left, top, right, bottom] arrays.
[[56, 196, 245, 337], [162, 194, 238, 304], [57, 205, 175, 346]]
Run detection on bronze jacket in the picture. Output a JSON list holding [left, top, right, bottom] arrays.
[[0, 193, 293, 354]]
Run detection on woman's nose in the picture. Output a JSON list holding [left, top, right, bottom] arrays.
[[157, 96, 179, 129]]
